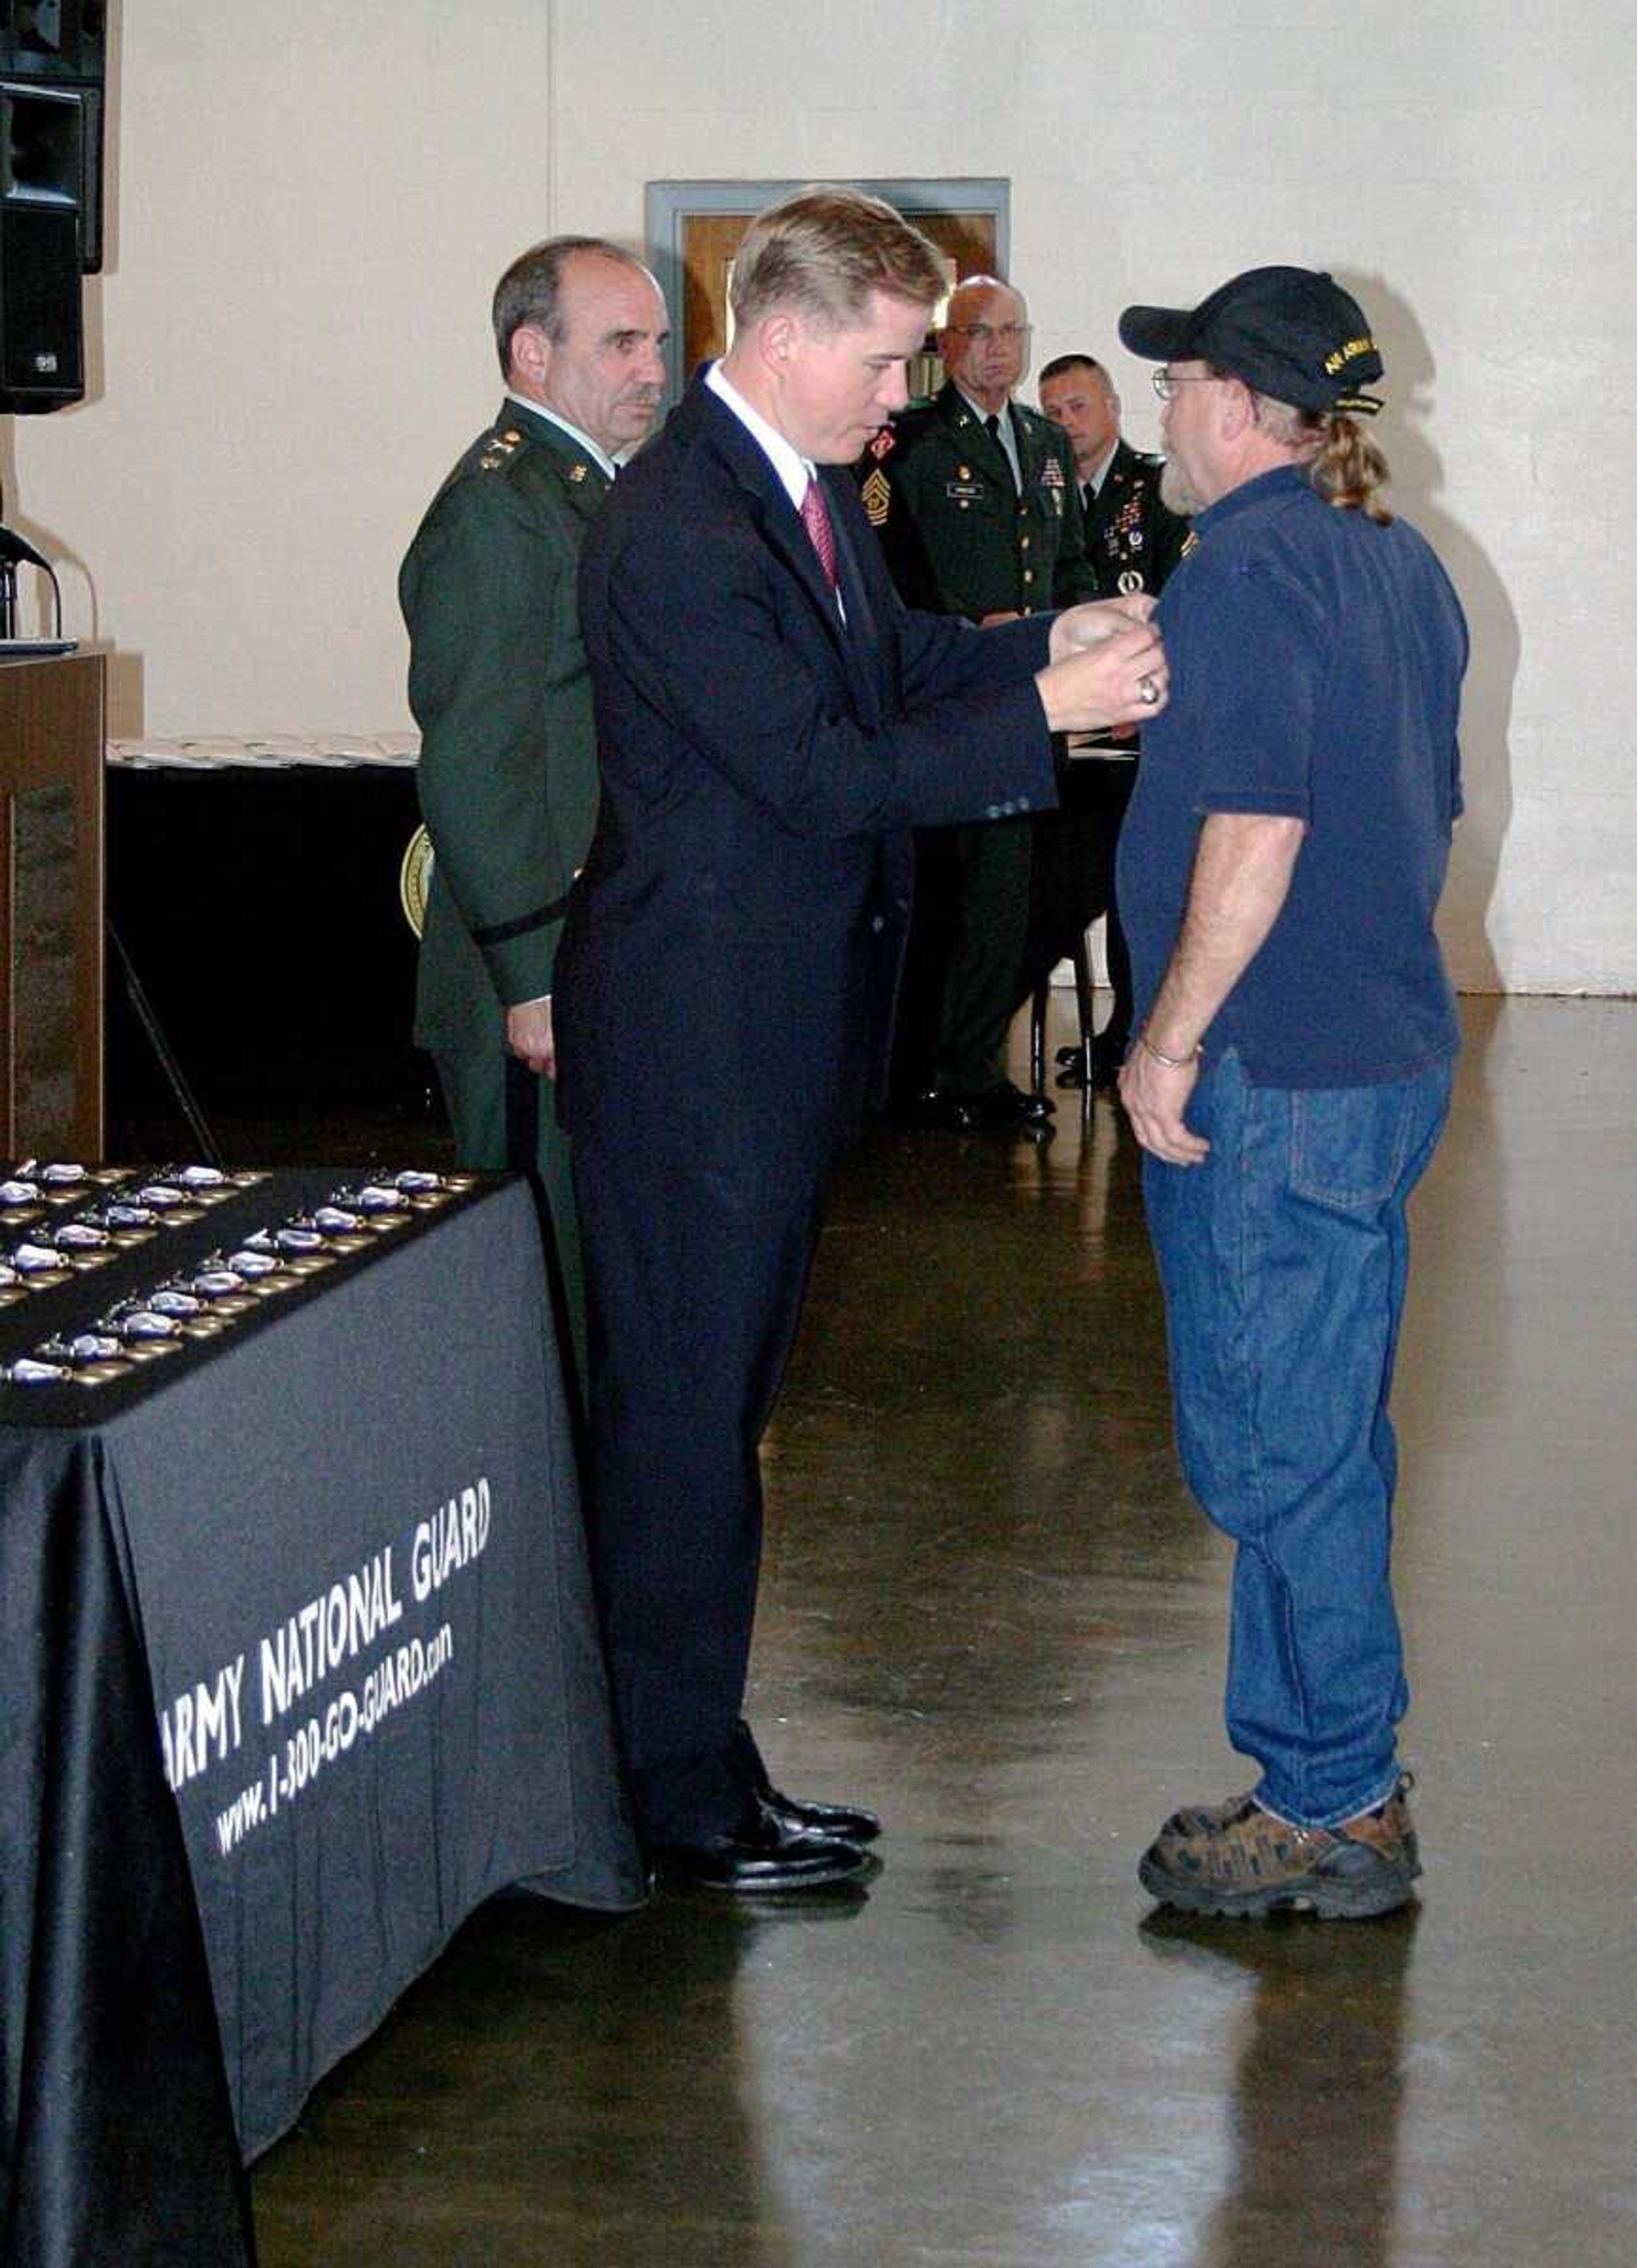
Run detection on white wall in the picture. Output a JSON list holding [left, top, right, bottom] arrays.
[[6, 4, 561, 742], [8, 2, 1635, 994]]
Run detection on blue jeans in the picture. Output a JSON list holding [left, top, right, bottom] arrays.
[[1143, 1049, 1453, 1829]]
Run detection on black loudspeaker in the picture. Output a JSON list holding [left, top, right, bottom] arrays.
[[0, 1, 105, 272], [0, 78, 84, 410]]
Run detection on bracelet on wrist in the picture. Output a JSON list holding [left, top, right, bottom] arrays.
[[1138, 1030, 1203, 1071]]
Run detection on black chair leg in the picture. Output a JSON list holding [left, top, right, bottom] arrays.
[[1072, 933, 1096, 1099]]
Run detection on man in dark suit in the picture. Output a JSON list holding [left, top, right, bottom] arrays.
[[859, 280, 1101, 1127], [400, 237, 668, 1393], [1024, 353, 1193, 1086], [555, 187, 1168, 1895]]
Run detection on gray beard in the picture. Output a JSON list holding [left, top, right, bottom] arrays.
[[1160, 459, 1203, 517]]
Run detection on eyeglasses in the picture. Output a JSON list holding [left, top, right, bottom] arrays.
[[1152, 367, 1225, 401], [948, 323, 1032, 344]]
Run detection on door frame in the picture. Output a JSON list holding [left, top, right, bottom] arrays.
[[644, 177, 1010, 409]]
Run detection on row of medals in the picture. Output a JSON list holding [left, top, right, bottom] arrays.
[[1, 1161, 474, 1388]]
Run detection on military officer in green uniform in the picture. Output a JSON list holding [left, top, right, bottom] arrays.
[[1024, 352, 1193, 1085], [859, 276, 1099, 1129], [399, 237, 668, 1389]]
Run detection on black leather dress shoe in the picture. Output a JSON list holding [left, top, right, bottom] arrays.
[[754, 1781, 882, 1844], [997, 1078, 1056, 1122], [1056, 1036, 1126, 1091], [652, 1793, 871, 1894], [920, 1080, 1055, 1132], [905, 1087, 971, 1130], [729, 1720, 882, 1843], [960, 1080, 1055, 1129]]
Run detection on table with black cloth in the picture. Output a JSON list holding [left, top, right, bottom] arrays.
[[0, 1165, 642, 2268], [103, 751, 434, 1131]]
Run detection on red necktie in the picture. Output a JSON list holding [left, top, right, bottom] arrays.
[[800, 475, 839, 591]]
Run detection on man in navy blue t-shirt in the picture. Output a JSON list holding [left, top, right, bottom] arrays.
[[1113, 266, 1468, 1918]]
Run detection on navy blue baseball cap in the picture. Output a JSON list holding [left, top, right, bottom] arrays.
[[1119, 266, 1384, 416]]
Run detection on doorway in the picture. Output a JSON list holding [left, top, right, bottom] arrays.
[[645, 178, 1009, 407]]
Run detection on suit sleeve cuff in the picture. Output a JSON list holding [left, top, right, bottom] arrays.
[[483, 918, 564, 1008]]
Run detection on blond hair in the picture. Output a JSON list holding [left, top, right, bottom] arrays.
[[1250, 392, 1393, 524], [730, 187, 944, 333]]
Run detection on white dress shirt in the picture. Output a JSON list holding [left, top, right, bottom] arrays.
[[705, 361, 844, 620]]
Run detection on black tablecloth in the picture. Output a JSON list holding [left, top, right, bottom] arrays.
[[0, 1168, 642, 2268], [105, 763, 433, 1121]]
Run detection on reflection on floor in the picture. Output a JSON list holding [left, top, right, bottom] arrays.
[[251, 998, 1635, 2268]]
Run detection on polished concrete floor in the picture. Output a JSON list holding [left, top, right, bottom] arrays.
[[252, 998, 1635, 2268]]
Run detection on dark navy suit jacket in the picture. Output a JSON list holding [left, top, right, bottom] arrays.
[[555, 375, 1059, 1193]]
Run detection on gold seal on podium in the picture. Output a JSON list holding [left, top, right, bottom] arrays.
[[399, 825, 434, 940]]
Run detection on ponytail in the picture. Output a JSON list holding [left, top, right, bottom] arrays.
[[1247, 390, 1393, 525], [1309, 414, 1392, 525]]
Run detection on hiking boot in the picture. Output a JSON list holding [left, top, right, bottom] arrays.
[[1138, 1776, 1421, 1919]]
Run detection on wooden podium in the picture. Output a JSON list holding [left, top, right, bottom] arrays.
[[0, 652, 105, 1158]]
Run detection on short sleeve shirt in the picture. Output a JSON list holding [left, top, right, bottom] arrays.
[[1117, 464, 1469, 1087]]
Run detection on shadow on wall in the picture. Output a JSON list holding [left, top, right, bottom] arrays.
[[1338, 269, 1516, 997]]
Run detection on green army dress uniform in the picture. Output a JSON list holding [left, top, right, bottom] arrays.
[[399, 399, 607, 1391], [1021, 439, 1196, 1052], [859, 382, 1098, 1100], [861, 379, 1096, 621]]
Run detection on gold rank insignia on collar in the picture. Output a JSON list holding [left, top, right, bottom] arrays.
[[479, 427, 523, 471], [569, 462, 589, 482]]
